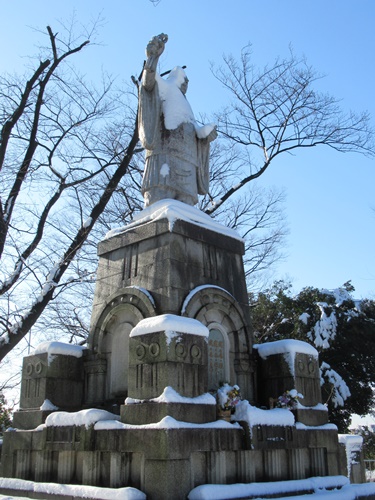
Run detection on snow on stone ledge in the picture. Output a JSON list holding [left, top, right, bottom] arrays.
[[188, 476, 350, 500], [125, 386, 216, 405], [254, 340, 318, 376], [130, 314, 209, 338], [338, 434, 363, 448], [33, 341, 85, 358], [254, 340, 318, 359], [45, 409, 120, 429], [95, 415, 241, 431], [0, 478, 146, 500], [104, 199, 243, 241], [233, 399, 295, 427]]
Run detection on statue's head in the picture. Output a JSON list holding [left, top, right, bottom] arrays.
[[167, 66, 189, 94]]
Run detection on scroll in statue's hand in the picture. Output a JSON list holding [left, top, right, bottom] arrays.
[[146, 33, 168, 59]]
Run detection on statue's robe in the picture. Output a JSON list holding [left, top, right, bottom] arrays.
[[138, 79, 210, 206]]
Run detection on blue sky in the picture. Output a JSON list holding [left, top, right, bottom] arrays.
[[2, 0, 375, 298]]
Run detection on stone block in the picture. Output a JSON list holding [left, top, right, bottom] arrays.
[[128, 330, 208, 400], [258, 351, 322, 406], [13, 409, 54, 431], [93, 216, 248, 318], [19, 352, 83, 412], [144, 458, 191, 500], [121, 402, 216, 425]]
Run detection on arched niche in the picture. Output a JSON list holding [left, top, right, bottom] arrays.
[[181, 285, 254, 401], [207, 323, 230, 392], [88, 287, 156, 403]]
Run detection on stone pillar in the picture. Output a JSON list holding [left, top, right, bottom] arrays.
[[84, 357, 107, 406], [255, 340, 328, 426]]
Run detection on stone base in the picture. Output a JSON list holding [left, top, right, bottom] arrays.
[[293, 408, 329, 426], [0, 420, 348, 500], [12, 409, 54, 430], [121, 402, 216, 425]]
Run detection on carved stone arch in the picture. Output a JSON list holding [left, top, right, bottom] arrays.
[[181, 285, 254, 401], [89, 287, 156, 352], [88, 287, 156, 403]]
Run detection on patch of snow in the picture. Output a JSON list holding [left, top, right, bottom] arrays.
[[125, 386, 216, 405], [129, 314, 208, 338], [126, 286, 156, 307], [188, 475, 350, 500], [181, 284, 234, 314], [104, 199, 242, 242], [32, 341, 85, 364], [82, 217, 92, 229], [310, 303, 338, 349], [155, 68, 195, 130], [299, 312, 310, 325], [320, 362, 351, 407], [95, 415, 241, 431], [160, 163, 170, 177], [2, 261, 23, 288], [232, 399, 295, 427], [0, 478, 145, 500], [40, 399, 58, 411], [295, 402, 328, 411], [195, 123, 216, 139], [322, 287, 353, 307], [45, 409, 119, 429]]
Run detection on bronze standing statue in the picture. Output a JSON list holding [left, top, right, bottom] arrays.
[[138, 33, 217, 207]]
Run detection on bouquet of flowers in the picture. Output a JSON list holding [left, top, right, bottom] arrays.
[[217, 383, 241, 414], [276, 389, 303, 410]]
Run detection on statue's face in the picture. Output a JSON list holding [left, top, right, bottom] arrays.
[[180, 77, 189, 95]]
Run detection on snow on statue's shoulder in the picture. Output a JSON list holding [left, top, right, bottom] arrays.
[[130, 314, 208, 338], [254, 339, 318, 359], [104, 199, 242, 242], [155, 68, 195, 130]]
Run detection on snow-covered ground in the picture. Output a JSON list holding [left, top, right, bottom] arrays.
[[0, 478, 145, 499], [1, 475, 375, 500]]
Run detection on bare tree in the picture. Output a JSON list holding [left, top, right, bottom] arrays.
[[207, 46, 374, 212], [0, 24, 140, 361]]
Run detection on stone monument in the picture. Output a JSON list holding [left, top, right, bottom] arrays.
[[0, 34, 366, 500]]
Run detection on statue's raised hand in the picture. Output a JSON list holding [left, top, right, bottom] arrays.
[[146, 33, 168, 59]]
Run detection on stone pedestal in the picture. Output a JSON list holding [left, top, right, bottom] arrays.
[[121, 317, 216, 425], [128, 329, 208, 400], [13, 352, 83, 430], [88, 205, 255, 405]]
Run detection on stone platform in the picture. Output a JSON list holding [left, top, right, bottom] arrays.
[[1, 420, 345, 500]]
